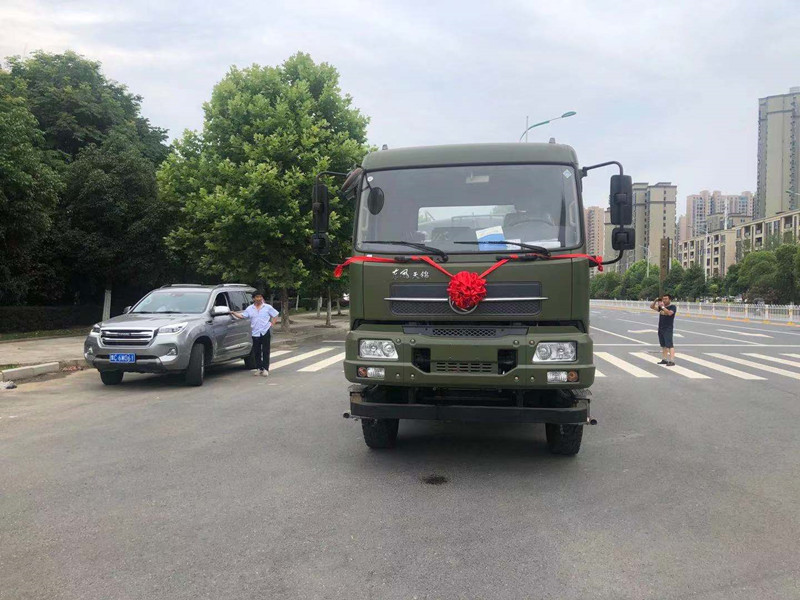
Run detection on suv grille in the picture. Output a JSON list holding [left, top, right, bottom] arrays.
[[101, 329, 154, 346], [434, 361, 494, 373]]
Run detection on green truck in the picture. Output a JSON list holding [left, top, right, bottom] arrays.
[[312, 143, 634, 455]]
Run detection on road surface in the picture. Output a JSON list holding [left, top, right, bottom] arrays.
[[2, 309, 799, 599]]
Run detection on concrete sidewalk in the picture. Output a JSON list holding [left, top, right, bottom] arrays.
[[0, 311, 348, 370]]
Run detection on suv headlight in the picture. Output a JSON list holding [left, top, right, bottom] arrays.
[[359, 339, 398, 360], [90, 323, 101, 335], [158, 322, 188, 335], [533, 342, 577, 363]]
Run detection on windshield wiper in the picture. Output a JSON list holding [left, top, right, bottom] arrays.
[[362, 240, 448, 260], [454, 240, 551, 256]]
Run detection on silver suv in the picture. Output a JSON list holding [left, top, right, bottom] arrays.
[[84, 284, 257, 386]]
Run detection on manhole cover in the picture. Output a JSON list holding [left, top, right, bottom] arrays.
[[421, 474, 449, 485]]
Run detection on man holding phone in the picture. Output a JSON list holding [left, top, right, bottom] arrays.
[[650, 293, 677, 366]]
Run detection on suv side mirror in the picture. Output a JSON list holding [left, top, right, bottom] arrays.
[[611, 226, 636, 251], [211, 305, 231, 317], [122, 306, 131, 314], [609, 175, 633, 225]]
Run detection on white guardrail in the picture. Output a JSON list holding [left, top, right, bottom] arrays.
[[590, 299, 799, 325]]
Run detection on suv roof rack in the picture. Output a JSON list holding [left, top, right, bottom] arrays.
[[221, 283, 250, 287], [160, 283, 205, 288]]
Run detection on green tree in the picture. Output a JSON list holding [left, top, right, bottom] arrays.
[[661, 260, 684, 297], [706, 275, 724, 299], [50, 128, 171, 301], [0, 72, 61, 304], [737, 250, 777, 302], [7, 51, 167, 162], [678, 263, 707, 300], [162, 53, 369, 330], [723, 262, 743, 297], [773, 244, 799, 304]]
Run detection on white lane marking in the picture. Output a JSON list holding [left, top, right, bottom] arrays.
[[782, 353, 800, 359], [630, 352, 710, 379], [678, 354, 765, 380], [271, 350, 292, 358], [673, 319, 800, 337], [594, 369, 606, 378], [595, 352, 657, 377], [298, 352, 346, 372], [742, 353, 800, 369], [719, 329, 772, 338], [590, 326, 648, 344], [628, 328, 683, 337], [270, 347, 336, 370], [706, 353, 800, 381], [595, 343, 800, 347], [673, 329, 761, 345]]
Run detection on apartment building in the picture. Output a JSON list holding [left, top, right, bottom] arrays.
[[583, 206, 605, 277], [756, 87, 800, 218], [735, 207, 800, 257], [686, 190, 754, 237]]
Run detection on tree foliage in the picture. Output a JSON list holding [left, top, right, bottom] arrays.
[[161, 53, 369, 327]]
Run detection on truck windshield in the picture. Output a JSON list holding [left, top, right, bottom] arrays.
[[355, 164, 582, 254], [131, 290, 211, 314]]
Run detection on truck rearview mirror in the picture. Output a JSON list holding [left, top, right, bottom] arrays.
[[367, 187, 385, 215], [609, 175, 633, 225], [341, 168, 363, 201], [312, 183, 330, 234], [611, 226, 636, 251]]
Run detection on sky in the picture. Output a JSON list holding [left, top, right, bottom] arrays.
[[2, 0, 799, 216]]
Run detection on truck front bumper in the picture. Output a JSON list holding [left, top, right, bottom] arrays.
[[349, 385, 592, 424], [344, 328, 595, 390]]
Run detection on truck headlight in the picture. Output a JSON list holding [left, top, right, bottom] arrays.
[[359, 340, 398, 360], [90, 324, 101, 335], [158, 322, 188, 335], [533, 342, 577, 363]]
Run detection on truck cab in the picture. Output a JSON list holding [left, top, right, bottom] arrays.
[[312, 143, 633, 455]]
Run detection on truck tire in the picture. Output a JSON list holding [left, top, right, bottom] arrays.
[[185, 343, 205, 386], [243, 348, 256, 370], [361, 418, 399, 449], [545, 423, 583, 456], [100, 371, 124, 386]]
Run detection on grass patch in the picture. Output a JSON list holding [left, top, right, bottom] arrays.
[[0, 327, 88, 342], [0, 364, 20, 370]]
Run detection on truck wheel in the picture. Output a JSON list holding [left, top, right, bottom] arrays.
[[185, 343, 205, 386], [243, 348, 256, 370], [545, 423, 583, 456], [361, 418, 399, 449], [100, 371, 124, 386]]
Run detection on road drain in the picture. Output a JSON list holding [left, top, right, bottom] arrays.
[[421, 474, 448, 485]]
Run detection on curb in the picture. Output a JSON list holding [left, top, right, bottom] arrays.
[[1, 362, 61, 382]]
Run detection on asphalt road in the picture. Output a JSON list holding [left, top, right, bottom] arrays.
[[2, 311, 800, 599]]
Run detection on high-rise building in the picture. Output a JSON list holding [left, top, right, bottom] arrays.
[[686, 190, 754, 237], [583, 206, 605, 274], [756, 87, 800, 218], [676, 215, 688, 256], [686, 190, 710, 238]]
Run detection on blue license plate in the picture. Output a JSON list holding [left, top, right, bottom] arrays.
[[109, 353, 136, 363]]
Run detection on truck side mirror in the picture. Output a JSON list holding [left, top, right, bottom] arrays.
[[312, 182, 330, 234], [611, 226, 636, 251], [341, 168, 363, 201], [609, 175, 633, 225]]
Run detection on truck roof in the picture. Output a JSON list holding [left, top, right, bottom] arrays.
[[361, 143, 579, 171]]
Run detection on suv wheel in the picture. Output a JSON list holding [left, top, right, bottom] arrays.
[[100, 371, 124, 386], [185, 343, 205, 386], [361, 418, 399, 449], [545, 423, 583, 456]]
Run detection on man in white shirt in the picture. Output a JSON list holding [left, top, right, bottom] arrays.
[[233, 292, 279, 376]]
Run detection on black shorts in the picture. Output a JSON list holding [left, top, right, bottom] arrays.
[[658, 328, 674, 348]]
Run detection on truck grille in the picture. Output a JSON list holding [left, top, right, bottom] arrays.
[[100, 329, 154, 346], [388, 282, 542, 317], [434, 361, 494, 373]]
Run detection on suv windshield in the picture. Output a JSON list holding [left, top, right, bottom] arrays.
[[356, 164, 582, 254], [132, 290, 211, 314]]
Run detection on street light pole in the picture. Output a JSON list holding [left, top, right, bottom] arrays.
[[519, 111, 577, 142]]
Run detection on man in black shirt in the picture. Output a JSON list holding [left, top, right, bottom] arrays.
[[650, 293, 677, 366]]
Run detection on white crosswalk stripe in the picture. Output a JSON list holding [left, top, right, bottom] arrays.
[[595, 352, 657, 378], [594, 369, 606, 378], [629, 352, 710, 379], [706, 353, 800, 381], [270, 350, 292, 358], [782, 353, 800, 359], [298, 352, 346, 372], [678, 354, 765, 380], [270, 347, 336, 370], [743, 353, 800, 369]]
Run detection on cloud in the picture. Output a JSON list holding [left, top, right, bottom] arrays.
[[2, 0, 799, 214]]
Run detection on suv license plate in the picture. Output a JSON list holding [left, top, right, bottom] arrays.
[[109, 353, 136, 363]]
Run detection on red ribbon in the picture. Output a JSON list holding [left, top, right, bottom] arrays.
[[333, 253, 603, 310]]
